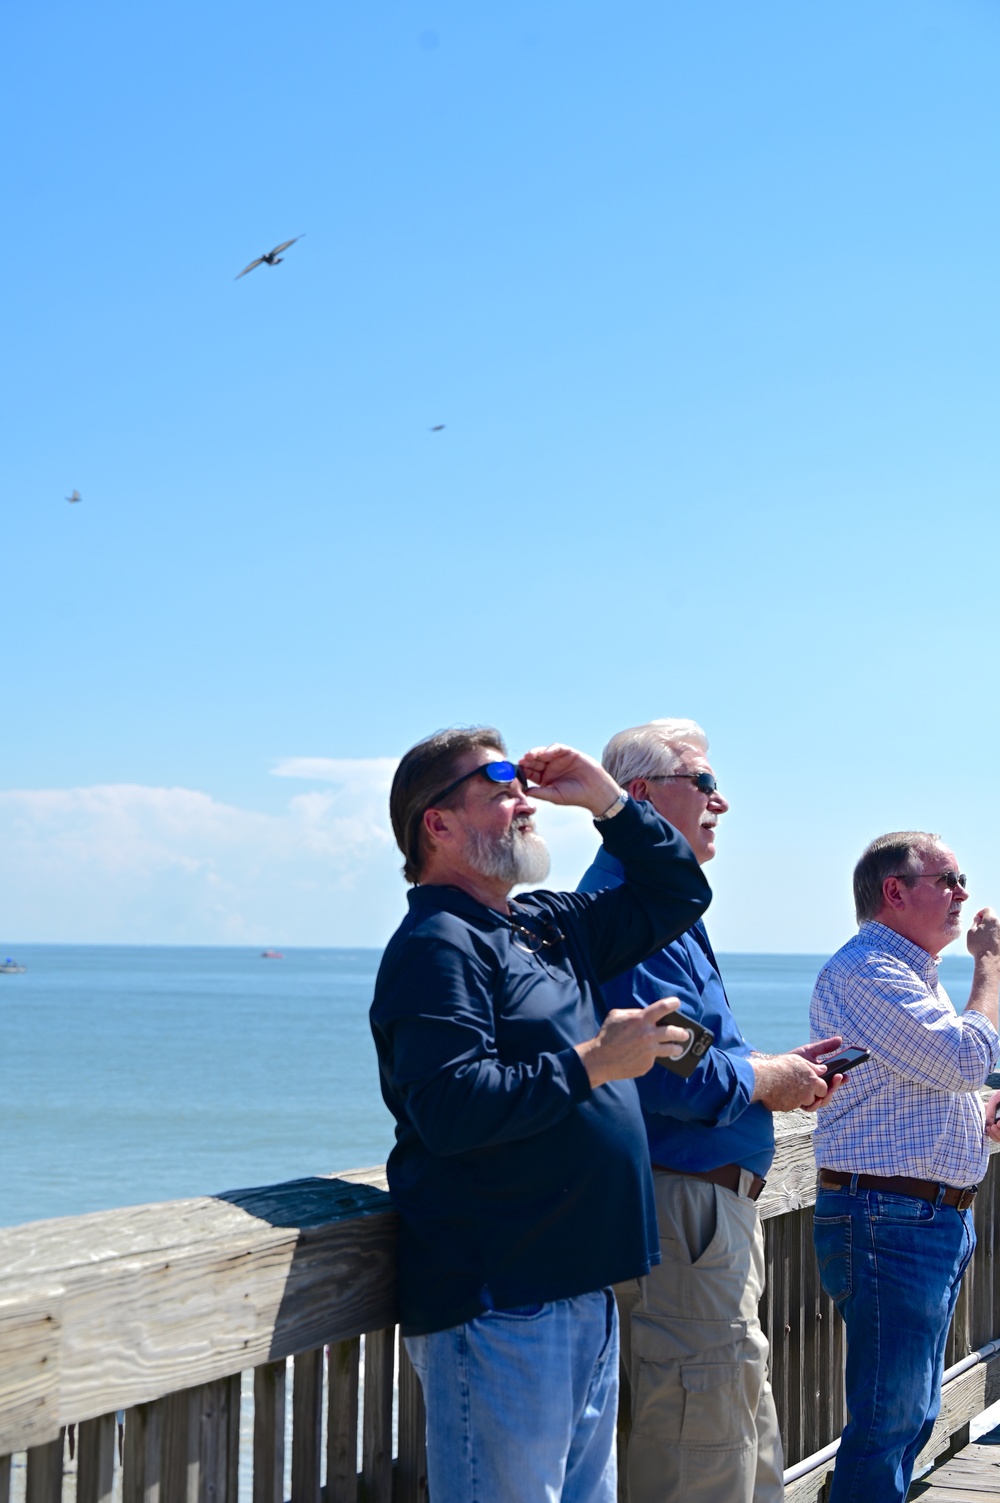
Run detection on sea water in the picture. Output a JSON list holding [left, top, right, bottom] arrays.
[[0, 943, 977, 1229]]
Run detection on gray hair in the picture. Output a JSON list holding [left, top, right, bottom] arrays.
[[853, 831, 942, 924], [601, 718, 709, 789]]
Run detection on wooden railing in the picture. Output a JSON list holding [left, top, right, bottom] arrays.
[[1, 1115, 998, 1503]]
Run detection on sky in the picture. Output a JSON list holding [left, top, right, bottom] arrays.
[[3, 0, 1000, 952]]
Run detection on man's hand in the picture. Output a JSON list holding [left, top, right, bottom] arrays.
[[968, 908, 1000, 962], [750, 1040, 840, 1113], [986, 1089, 1000, 1144], [519, 744, 623, 819], [575, 997, 691, 1089]]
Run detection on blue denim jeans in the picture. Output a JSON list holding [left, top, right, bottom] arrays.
[[813, 1182, 976, 1503], [404, 1289, 619, 1503]]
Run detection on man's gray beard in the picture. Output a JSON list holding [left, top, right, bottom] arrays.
[[466, 823, 551, 886]]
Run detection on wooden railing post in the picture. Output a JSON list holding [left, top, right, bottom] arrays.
[[326, 1338, 360, 1503], [360, 1329, 394, 1503], [291, 1349, 323, 1503], [78, 1413, 116, 1503], [26, 1431, 64, 1503], [123, 1399, 162, 1503], [252, 1362, 285, 1503]]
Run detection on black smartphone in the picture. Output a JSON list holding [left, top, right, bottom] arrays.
[[820, 1047, 870, 1082], [655, 1015, 714, 1078]]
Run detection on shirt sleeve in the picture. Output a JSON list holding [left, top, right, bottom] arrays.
[[831, 953, 998, 1090], [545, 798, 712, 983], [373, 934, 593, 1157], [601, 945, 756, 1127]]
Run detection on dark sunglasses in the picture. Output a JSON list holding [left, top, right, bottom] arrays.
[[508, 907, 565, 955], [892, 870, 968, 891], [425, 759, 526, 810], [647, 771, 718, 795]]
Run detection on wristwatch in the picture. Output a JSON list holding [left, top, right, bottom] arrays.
[[594, 791, 629, 822]]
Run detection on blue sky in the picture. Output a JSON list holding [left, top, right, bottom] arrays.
[[3, 0, 1000, 950]]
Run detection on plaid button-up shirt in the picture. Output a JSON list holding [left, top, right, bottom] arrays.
[[811, 921, 998, 1187]]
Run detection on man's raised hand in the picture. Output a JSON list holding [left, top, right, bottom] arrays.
[[519, 744, 622, 818]]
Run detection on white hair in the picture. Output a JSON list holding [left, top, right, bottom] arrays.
[[601, 718, 709, 789]]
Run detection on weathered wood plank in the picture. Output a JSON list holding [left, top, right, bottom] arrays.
[[326, 1339, 359, 1503], [78, 1413, 116, 1503], [160, 1388, 192, 1503], [290, 1350, 322, 1503], [0, 1174, 394, 1453], [122, 1399, 162, 1503], [252, 1363, 285, 1503], [25, 1432, 63, 1503], [0, 1291, 62, 1453], [190, 1376, 240, 1503], [395, 1340, 427, 1503], [360, 1330, 394, 1503]]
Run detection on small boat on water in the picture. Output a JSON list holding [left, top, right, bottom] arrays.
[[260, 949, 284, 960], [0, 958, 25, 974]]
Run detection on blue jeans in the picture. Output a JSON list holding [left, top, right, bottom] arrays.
[[813, 1182, 976, 1503], [404, 1289, 619, 1503]]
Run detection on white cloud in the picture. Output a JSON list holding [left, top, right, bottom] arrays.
[[0, 763, 614, 948]]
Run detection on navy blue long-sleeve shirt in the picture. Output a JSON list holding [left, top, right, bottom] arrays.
[[370, 797, 712, 1335], [578, 845, 775, 1178]]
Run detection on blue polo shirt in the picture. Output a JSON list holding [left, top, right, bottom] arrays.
[[578, 845, 774, 1178]]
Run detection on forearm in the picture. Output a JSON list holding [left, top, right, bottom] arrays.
[[965, 955, 1000, 1031]]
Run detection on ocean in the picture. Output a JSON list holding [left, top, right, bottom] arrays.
[[0, 943, 977, 1230]]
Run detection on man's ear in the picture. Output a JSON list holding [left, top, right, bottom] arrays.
[[422, 806, 456, 850], [629, 778, 649, 802], [881, 876, 907, 912]]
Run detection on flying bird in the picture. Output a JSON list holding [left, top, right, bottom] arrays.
[[235, 236, 304, 280], [429, 424, 446, 432], [66, 490, 81, 503]]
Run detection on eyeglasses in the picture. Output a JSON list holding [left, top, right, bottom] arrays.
[[647, 772, 718, 795], [891, 870, 968, 891], [425, 759, 525, 810], [507, 908, 565, 955]]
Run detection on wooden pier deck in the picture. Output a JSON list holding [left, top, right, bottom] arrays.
[[911, 1419, 1000, 1499]]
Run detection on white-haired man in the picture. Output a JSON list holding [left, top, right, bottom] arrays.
[[578, 719, 840, 1503]]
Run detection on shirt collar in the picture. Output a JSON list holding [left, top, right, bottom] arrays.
[[857, 919, 940, 985], [407, 882, 507, 926]]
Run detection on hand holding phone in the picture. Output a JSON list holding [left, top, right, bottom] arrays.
[[820, 1047, 870, 1082], [655, 1014, 714, 1078]]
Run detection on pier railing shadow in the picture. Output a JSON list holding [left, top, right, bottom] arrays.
[[1, 1117, 998, 1503]]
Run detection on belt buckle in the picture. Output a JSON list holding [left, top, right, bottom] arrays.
[[957, 1187, 978, 1210]]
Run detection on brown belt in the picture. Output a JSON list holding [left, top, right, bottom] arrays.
[[817, 1170, 978, 1211], [652, 1161, 766, 1202]]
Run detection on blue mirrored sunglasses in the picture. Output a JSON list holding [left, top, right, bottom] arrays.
[[425, 759, 526, 810]]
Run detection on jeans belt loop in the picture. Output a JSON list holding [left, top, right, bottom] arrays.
[[935, 1182, 948, 1208], [849, 1172, 859, 1195]]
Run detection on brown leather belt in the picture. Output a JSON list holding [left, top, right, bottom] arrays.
[[652, 1161, 766, 1202], [818, 1170, 978, 1211]]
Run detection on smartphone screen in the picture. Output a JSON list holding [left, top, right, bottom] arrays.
[[821, 1047, 870, 1081]]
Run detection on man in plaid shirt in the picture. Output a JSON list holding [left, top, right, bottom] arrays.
[[811, 830, 1000, 1503]]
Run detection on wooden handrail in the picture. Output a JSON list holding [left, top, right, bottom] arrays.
[[1, 1106, 997, 1501]]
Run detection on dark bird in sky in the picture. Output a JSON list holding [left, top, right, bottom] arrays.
[[66, 490, 81, 503], [235, 236, 304, 280], [429, 424, 446, 432]]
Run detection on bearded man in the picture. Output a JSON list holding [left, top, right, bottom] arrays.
[[370, 727, 712, 1503]]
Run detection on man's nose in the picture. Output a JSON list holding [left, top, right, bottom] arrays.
[[709, 792, 730, 813]]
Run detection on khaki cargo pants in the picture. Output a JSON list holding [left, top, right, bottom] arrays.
[[616, 1170, 784, 1503]]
